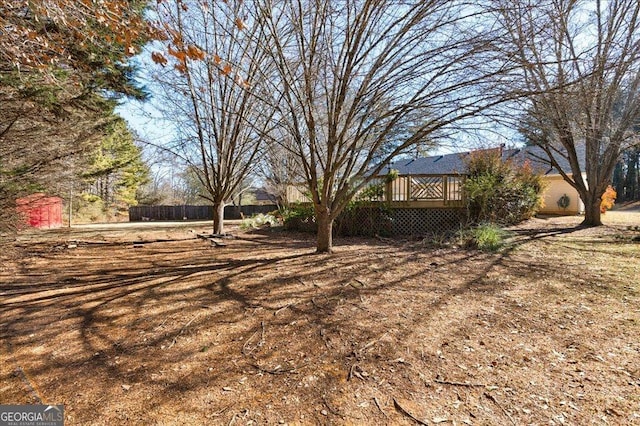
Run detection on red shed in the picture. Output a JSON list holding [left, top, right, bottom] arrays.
[[16, 193, 63, 229]]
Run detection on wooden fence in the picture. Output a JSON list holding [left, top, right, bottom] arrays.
[[129, 204, 278, 221]]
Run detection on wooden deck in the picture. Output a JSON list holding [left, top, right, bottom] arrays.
[[286, 174, 466, 208]]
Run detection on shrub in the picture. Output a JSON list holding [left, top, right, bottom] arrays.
[[240, 213, 280, 230], [334, 205, 393, 237], [420, 230, 458, 248], [281, 203, 317, 232], [281, 202, 393, 237], [600, 185, 616, 214], [463, 149, 545, 225]]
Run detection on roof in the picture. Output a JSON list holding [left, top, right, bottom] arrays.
[[507, 144, 587, 176], [382, 152, 468, 175], [381, 145, 587, 176], [252, 187, 278, 203], [16, 193, 63, 206]]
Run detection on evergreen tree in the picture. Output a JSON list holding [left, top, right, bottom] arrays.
[[1, 1, 153, 232], [82, 119, 149, 218]]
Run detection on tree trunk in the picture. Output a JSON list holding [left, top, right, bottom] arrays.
[[613, 161, 625, 201], [315, 207, 334, 254], [625, 152, 638, 201], [212, 202, 225, 234], [582, 194, 603, 226]]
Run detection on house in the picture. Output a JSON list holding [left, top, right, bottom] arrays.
[[252, 187, 279, 205], [282, 144, 587, 235], [505, 145, 586, 215], [381, 145, 587, 215]]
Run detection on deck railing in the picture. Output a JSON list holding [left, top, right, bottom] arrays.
[[384, 174, 465, 207], [287, 174, 466, 208]]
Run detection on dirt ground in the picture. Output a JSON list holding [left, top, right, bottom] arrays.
[[1, 213, 639, 425]]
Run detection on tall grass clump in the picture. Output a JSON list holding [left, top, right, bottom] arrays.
[[457, 223, 510, 252]]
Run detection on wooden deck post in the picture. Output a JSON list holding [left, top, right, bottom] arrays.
[[385, 179, 392, 203], [443, 175, 448, 205]]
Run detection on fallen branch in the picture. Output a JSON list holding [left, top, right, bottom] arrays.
[[241, 330, 260, 355], [14, 366, 42, 404], [373, 397, 387, 418], [197, 233, 234, 240], [210, 404, 233, 417], [209, 239, 227, 247], [227, 409, 248, 426], [241, 321, 265, 356], [393, 398, 428, 425], [359, 332, 388, 354], [348, 364, 368, 381], [348, 364, 357, 381], [152, 318, 169, 331], [274, 304, 292, 316], [58, 237, 198, 248], [227, 413, 237, 426], [484, 392, 516, 426], [322, 396, 345, 418], [167, 313, 201, 349], [251, 363, 298, 375], [434, 378, 487, 387]]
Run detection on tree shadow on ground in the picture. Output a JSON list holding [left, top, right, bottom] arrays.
[[1, 225, 637, 424]]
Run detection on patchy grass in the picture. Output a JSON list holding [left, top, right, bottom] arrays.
[[1, 216, 639, 425], [604, 209, 640, 225]]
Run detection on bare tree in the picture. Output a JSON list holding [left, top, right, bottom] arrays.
[[254, 0, 509, 252], [257, 131, 305, 207], [149, 0, 274, 233], [495, 0, 640, 226]]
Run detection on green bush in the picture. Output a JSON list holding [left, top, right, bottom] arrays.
[[281, 203, 316, 221], [464, 149, 545, 225], [281, 204, 317, 232], [281, 202, 393, 237]]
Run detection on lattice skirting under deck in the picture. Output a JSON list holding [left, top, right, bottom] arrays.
[[390, 208, 466, 235]]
